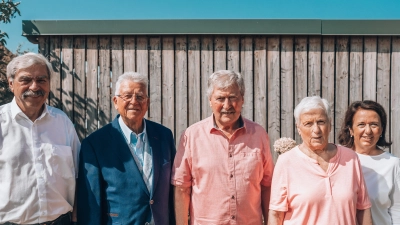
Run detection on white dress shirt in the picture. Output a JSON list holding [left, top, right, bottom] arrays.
[[0, 99, 80, 224]]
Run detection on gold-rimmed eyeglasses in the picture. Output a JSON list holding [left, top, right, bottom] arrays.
[[116, 94, 148, 103]]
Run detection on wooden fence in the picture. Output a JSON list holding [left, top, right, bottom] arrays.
[[37, 35, 400, 160]]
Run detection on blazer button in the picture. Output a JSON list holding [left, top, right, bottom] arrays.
[[149, 199, 154, 204]]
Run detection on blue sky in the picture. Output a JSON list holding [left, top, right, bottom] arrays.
[[3, 0, 400, 53]]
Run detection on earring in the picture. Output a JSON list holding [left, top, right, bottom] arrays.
[[350, 135, 353, 138]]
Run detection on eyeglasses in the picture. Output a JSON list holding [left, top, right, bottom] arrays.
[[214, 96, 240, 103], [116, 94, 148, 103]]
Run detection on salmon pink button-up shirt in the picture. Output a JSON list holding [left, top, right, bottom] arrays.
[[172, 115, 274, 225]]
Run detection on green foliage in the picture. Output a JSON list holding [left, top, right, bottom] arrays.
[[0, 0, 20, 45]]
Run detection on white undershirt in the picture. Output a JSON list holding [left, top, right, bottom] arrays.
[[0, 99, 80, 224], [357, 152, 400, 225]]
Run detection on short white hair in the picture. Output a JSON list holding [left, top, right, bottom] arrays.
[[7, 52, 53, 80], [114, 72, 148, 95], [207, 70, 245, 99], [294, 96, 331, 125]]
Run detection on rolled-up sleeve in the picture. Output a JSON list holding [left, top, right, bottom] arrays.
[[171, 131, 192, 187]]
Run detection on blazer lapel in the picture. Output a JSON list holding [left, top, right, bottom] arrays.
[[146, 120, 162, 198], [111, 117, 150, 196]]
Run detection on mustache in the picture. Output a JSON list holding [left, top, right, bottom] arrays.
[[22, 90, 45, 98], [221, 110, 235, 113]]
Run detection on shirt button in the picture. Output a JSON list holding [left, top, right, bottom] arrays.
[[231, 215, 235, 219], [230, 174, 233, 178], [229, 154, 233, 157], [149, 200, 154, 204], [231, 195, 235, 199]]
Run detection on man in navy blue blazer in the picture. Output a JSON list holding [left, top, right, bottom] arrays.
[[77, 72, 175, 225]]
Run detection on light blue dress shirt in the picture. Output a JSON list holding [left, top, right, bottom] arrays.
[[118, 116, 153, 192]]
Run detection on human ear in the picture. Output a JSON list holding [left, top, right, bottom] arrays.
[[112, 96, 118, 109], [348, 127, 354, 137], [8, 78, 14, 93]]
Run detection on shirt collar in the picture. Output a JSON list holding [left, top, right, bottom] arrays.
[[118, 116, 147, 143], [10, 97, 50, 121], [209, 114, 246, 133]]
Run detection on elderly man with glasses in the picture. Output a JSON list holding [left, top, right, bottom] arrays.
[[0, 53, 80, 225], [77, 72, 175, 225]]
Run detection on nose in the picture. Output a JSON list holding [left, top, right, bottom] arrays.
[[223, 100, 232, 110], [364, 125, 373, 134], [312, 123, 322, 133], [29, 80, 40, 91]]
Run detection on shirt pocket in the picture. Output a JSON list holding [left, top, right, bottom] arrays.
[[42, 143, 75, 179], [242, 149, 263, 182]]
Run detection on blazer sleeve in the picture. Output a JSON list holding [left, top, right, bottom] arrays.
[[77, 138, 103, 225]]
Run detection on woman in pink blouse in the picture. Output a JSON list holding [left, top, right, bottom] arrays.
[[268, 96, 372, 225]]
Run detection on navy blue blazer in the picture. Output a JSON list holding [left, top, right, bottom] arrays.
[[77, 116, 175, 225]]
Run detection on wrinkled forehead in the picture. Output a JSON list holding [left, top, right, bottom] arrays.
[[212, 84, 240, 95], [118, 80, 147, 93], [16, 63, 50, 77], [299, 107, 330, 120]]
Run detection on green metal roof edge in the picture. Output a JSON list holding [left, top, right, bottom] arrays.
[[22, 19, 321, 36], [322, 20, 400, 35], [22, 19, 400, 36]]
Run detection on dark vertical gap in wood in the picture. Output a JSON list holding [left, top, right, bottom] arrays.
[[186, 35, 189, 130], [173, 35, 177, 141], [252, 36, 255, 122], [375, 36, 378, 101], [320, 36, 323, 98], [59, 36, 63, 110], [292, 36, 296, 139], [306, 36, 309, 96], [388, 36, 393, 153], [279, 35, 282, 137], [239, 36, 241, 73], [199, 35, 203, 122], [347, 36, 351, 107], [72, 36, 75, 124], [333, 36, 337, 140], [134, 36, 137, 72], [160, 36, 164, 125], [361, 36, 365, 100]]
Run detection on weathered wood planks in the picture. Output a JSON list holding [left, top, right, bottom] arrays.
[[73, 36, 86, 140], [39, 34, 400, 159]]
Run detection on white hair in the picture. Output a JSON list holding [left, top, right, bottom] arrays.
[[207, 70, 245, 99], [7, 52, 53, 80], [294, 96, 331, 125], [114, 72, 148, 95]]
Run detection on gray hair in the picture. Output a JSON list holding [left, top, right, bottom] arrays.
[[207, 70, 245, 99], [114, 72, 148, 95], [294, 96, 331, 125], [7, 52, 53, 80]]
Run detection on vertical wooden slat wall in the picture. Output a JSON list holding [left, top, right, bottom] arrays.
[[38, 35, 400, 159]]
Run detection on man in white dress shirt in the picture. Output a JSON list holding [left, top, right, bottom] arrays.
[[0, 53, 80, 224]]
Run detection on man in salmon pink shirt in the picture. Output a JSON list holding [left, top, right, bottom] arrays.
[[172, 70, 274, 225]]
